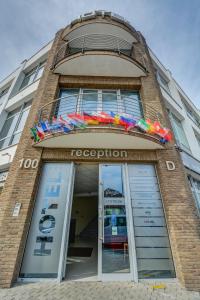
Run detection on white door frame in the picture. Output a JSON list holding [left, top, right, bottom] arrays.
[[58, 162, 75, 282], [98, 163, 136, 281], [124, 163, 138, 282]]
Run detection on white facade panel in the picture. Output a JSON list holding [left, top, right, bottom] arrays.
[[0, 144, 17, 169], [5, 81, 39, 111]]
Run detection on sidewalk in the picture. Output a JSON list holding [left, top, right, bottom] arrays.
[[0, 281, 200, 300]]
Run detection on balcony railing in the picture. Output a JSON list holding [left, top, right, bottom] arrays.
[[37, 92, 165, 126], [52, 34, 134, 68], [37, 92, 143, 121], [32, 92, 171, 145]]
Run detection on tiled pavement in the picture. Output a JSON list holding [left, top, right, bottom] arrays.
[[0, 280, 200, 300]]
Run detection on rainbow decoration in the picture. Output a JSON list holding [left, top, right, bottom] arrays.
[[30, 112, 172, 144]]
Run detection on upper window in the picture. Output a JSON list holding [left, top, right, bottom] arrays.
[[183, 102, 200, 129], [0, 87, 10, 105], [195, 133, 200, 148], [57, 89, 143, 119], [156, 71, 170, 94], [170, 113, 191, 153], [188, 176, 200, 215], [0, 101, 32, 149], [19, 61, 46, 90]]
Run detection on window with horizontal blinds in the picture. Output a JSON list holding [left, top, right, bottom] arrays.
[[121, 90, 143, 119], [127, 164, 175, 279], [102, 91, 118, 113], [57, 89, 79, 116], [58, 89, 143, 118], [82, 89, 98, 113]]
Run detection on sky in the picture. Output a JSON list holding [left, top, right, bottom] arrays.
[[0, 0, 200, 108]]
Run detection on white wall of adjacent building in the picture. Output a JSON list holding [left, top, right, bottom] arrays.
[[150, 49, 200, 162], [150, 49, 200, 215], [0, 41, 53, 181]]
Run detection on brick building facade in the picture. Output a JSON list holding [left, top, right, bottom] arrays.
[[0, 11, 200, 291]]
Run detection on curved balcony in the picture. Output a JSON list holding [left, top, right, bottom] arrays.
[[52, 34, 147, 77], [32, 92, 167, 150]]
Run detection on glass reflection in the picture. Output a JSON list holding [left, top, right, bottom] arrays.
[[101, 165, 130, 274], [102, 165, 124, 198]]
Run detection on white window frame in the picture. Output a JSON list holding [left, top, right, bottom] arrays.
[[169, 112, 191, 153], [0, 102, 32, 150], [157, 71, 170, 94], [19, 61, 46, 91]]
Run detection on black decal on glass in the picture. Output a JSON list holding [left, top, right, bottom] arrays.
[[34, 236, 53, 256], [39, 215, 55, 234], [36, 236, 53, 243], [49, 204, 58, 209]]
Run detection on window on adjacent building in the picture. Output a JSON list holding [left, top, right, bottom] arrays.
[[57, 89, 143, 119], [0, 86, 10, 105], [170, 113, 191, 153], [19, 61, 46, 90], [188, 176, 200, 215], [195, 133, 200, 148], [183, 102, 200, 129], [156, 71, 170, 94], [0, 101, 32, 149]]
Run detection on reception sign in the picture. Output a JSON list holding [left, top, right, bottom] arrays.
[[31, 111, 172, 144]]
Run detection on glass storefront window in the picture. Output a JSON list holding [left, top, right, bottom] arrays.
[[20, 163, 72, 278], [20, 162, 175, 281], [128, 164, 175, 279]]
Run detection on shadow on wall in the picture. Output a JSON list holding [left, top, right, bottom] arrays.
[[71, 196, 98, 237]]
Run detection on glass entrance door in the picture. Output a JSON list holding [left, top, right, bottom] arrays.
[[19, 162, 75, 281], [98, 164, 133, 280]]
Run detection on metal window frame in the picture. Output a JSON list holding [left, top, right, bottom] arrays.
[[0, 86, 10, 99], [168, 112, 191, 153], [156, 71, 170, 93], [0, 103, 31, 150], [188, 176, 200, 217], [20, 61, 46, 91], [59, 88, 143, 117]]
